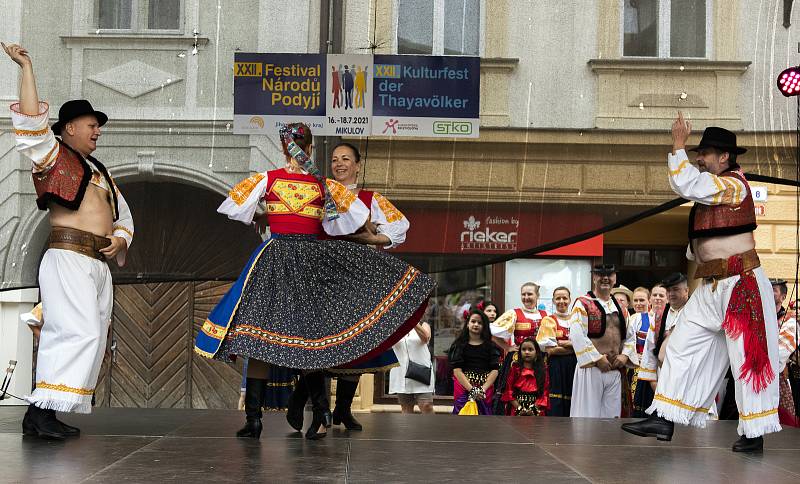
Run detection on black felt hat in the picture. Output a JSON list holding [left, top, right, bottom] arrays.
[[592, 264, 616, 275], [688, 126, 746, 155], [661, 272, 688, 288], [769, 278, 787, 287], [51, 99, 108, 136]]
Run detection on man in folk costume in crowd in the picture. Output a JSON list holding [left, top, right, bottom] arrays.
[[569, 265, 639, 418], [633, 273, 690, 414], [622, 113, 780, 453], [772, 279, 799, 427], [4, 43, 134, 440]]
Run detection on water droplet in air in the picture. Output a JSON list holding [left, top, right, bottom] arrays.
[[680, 92, 688, 100], [166, 78, 172, 83], [639, 102, 644, 110], [679, 65, 685, 71], [192, 46, 198, 55], [225, 123, 231, 130], [177, 52, 186, 58]]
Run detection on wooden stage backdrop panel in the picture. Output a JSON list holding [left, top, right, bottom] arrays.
[[95, 281, 242, 409]]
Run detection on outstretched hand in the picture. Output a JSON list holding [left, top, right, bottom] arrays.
[[2, 42, 32, 68], [671, 111, 691, 152]]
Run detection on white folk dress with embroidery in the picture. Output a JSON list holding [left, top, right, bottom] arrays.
[[490, 308, 546, 345], [638, 306, 683, 382]]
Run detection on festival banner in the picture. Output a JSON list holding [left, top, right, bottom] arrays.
[[233, 52, 327, 134], [233, 52, 479, 137], [371, 55, 480, 138]]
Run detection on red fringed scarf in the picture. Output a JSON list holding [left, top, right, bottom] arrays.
[[722, 256, 774, 393]]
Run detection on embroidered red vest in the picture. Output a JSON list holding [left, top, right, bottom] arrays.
[[32, 141, 119, 219], [577, 293, 628, 339], [264, 168, 325, 235], [688, 170, 757, 240], [548, 314, 571, 341], [512, 308, 547, 346]]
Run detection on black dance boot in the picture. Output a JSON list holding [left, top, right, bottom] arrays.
[[50, 411, 80, 437], [286, 374, 308, 432], [621, 414, 674, 441], [732, 435, 763, 453], [236, 378, 265, 438], [332, 378, 362, 431], [22, 405, 66, 440], [304, 372, 332, 440]]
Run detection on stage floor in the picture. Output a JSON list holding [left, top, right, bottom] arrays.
[[1, 407, 798, 483]]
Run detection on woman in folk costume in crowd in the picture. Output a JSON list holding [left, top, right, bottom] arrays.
[[490, 282, 548, 412], [285, 141, 412, 433], [535, 286, 576, 416], [626, 286, 657, 417], [194, 124, 435, 440], [448, 309, 500, 415], [500, 338, 550, 415]]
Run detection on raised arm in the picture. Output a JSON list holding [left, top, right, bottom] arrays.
[[3, 42, 39, 114]]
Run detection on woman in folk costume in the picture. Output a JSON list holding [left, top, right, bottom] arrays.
[[535, 286, 576, 416], [491, 282, 548, 355], [627, 286, 657, 417], [491, 282, 548, 413], [194, 124, 435, 440], [285, 141, 412, 433], [448, 309, 500, 415], [500, 338, 550, 416]]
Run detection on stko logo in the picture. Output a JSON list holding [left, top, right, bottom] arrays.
[[433, 121, 472, 135]]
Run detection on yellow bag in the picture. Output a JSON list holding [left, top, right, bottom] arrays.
[[458, 400, 479, 416]]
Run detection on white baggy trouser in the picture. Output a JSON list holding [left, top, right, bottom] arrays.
[[27, 249, 113, 413], [647, 267, 781, 438]]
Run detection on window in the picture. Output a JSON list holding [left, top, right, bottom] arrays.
[[623, 0, 709, 58], [97, 0, 182, 32], [397, 0, 481, 56]]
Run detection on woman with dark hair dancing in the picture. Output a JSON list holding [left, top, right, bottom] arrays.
[[448, 309, 500, 415], [194, 123, 435, 440]]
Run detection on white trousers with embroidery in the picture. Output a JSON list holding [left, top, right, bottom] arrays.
[[647, 267, 781, 437], [570, 366, 621, 418], [27, 249, 113, 413]]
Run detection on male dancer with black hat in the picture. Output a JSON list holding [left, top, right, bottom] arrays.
[[569, 264, 639, 417], [622, 113, 780, 453], [632, 273, 689, 414], [4, 43, 134, 439]]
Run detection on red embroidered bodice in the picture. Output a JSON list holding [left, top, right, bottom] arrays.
[[577, 293, 628, 339], [264, 168, 325, 235], [512, 308, 547, 346]]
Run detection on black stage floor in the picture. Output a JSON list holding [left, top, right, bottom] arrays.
[[1, 407, 799, 483]]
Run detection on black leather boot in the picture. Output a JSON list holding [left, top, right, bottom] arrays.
[[22, 405, 66, 440], [732, 435, 763, 453], [51, 411, 80, 437], [286, 374, 308, 432], [332, 378, 362, 431], [304, 372, 332, 440], [621, 415, 674, 441], [236, 378, 265, 438]]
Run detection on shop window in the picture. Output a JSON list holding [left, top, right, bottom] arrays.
[[97, 0, 182, 32], [397, 0, 481, 56], [623, 0, 709, 58], [605, 246, 687, 290]]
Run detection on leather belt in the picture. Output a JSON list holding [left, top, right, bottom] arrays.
[[48, 226, 110, 261], [694, 249, 760, 287]]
